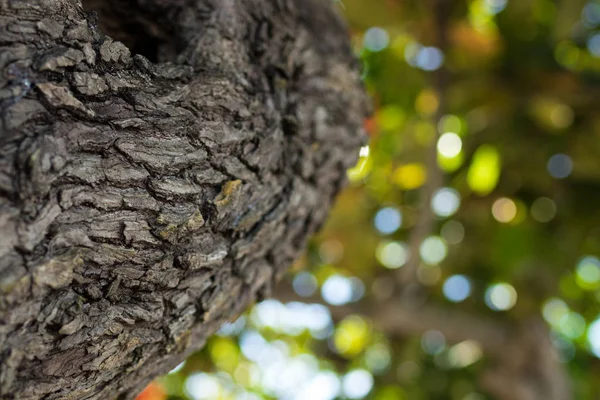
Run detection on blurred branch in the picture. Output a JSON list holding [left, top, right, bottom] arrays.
[[397, 0, 452, 286], [273, 282, 508, 354], [480, 318, 572, 400], [273, 283, 571, 400], [372, 299, 507, 355]]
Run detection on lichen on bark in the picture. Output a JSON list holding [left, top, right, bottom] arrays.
[[0, 0, 368, 398]]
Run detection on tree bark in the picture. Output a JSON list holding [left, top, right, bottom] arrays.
[[0, 0, 368, 398]]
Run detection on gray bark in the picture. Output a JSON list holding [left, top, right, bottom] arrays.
[[0, 0, 368, 398]]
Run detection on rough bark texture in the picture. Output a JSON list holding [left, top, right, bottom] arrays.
[[0, 0, 368, 398]]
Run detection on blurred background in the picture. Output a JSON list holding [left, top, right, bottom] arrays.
[[137, 0, 600, 399]]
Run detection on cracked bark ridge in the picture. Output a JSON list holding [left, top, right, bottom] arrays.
[[0, 0, 368, 398]]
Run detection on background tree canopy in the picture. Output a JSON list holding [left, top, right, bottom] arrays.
[[139, 0, 600, 399]]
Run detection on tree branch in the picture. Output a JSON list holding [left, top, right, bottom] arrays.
[[398, 0, 452, 286], [274, 283, 571, 400], [0, 0, 367, 398], [274, 283, 508, 354]]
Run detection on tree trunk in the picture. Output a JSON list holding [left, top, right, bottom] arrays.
[[0, 0, 368, 398]]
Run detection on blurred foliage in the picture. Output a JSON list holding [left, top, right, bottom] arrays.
[[139, 0, 600, 399]]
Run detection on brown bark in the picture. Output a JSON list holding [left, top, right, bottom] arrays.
[[0, 0, 368, 398]]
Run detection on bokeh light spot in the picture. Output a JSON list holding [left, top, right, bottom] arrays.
[[334, 316, 370, 357], [419, 236, 448, 265], [363, 27, 390, 52], [217, 316, 246, 337], [374, 207, 403, 235], [421, 330, 446, 355], [415, 89, 439, 116], [319, 240, 344, 264], [376, 241, 410, 269], [443, 275, 472, 302], [437, 133, 462, 158], [415, 46, 444, 71], [404, 42, 422, 66], [431, 187, 461, 217], [239, 330, 268, 362], [185, 373, 220, 400], [588, 33, 600, 57], [438, 114, 463, 135], [492, 198, 517, 223], [441, 220, 465, 244], [484, 283, 517, 311], [554, 41, 580, 68], [342, 370, 374, 399], [438, 151, 465, 173], [447, 340, 482, 368], [549, 104, 574, 129], [559, 311, 586, 339], [350, 277, 366, 302], [251, 299, 285, 331], [583, 2, 600, 26], [484, 0, 507, 14], [295, 371, 340, 400], [542, 298, 569, 326], [467, 145, 501, 195], [576, 256, 600, 290], [293, 272, 318, 297], [588, 318, 600, 358], [547, 154, 573, 179], [365, 343, 392, 374], [209, 337, 239, 371], [531, 197, 557, 223], [322, 275, 354, 306], [393, 164, 427, 189]]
